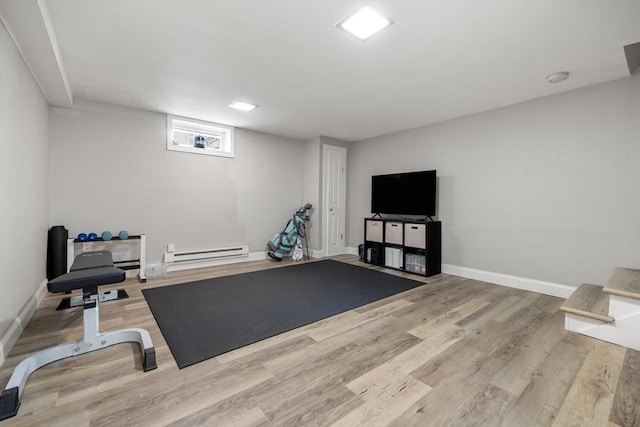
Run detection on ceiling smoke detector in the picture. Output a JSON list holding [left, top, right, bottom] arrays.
[[546, 72, 570, 83]]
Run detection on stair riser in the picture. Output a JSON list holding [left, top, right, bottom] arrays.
[[609, 294, 640, 318], [565, 312, 640, 351]]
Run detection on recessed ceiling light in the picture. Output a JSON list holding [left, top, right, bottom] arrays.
[[546, 71, 570, 83], [228, 101, 257, 111], [335, 5, 394, 41]]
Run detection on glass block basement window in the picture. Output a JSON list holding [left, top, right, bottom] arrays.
[[167, 115, 235, 158]]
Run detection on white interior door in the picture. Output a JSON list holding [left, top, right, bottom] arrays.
[[323, 145, 346, 257]]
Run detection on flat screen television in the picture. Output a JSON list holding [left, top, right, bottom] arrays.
[[371, 170, 436, 217]]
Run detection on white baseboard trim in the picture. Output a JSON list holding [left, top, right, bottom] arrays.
[[303, 250, 572, 299], [157, 250, 576, 299], [165, 251, 268, 273], [442, 264, 575, 298], [308, 247, 358, 258], [345, 246, 359, 256], [0, 279, 48, 367], [308, 249, 324, 259]]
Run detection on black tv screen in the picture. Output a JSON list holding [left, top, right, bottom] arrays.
[[371, 170, 436, 216]]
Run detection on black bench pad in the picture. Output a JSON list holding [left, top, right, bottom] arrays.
[[71, 250, 114, 271], [48, 267, 125, 293]]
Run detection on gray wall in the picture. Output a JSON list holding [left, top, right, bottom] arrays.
[[302, 136, 321, 251], [348, 75, 640, 287], [0, 20, 50, 340], [50, 100, 305, 265]]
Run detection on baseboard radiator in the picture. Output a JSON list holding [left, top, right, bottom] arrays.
[[164, 245, 249, 264]]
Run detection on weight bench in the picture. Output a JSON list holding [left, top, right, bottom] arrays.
[[57, 250, 129, 310], [0, 251, 156, 421]]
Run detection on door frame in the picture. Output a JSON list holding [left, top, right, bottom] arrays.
[[322, 144, 347, 257]]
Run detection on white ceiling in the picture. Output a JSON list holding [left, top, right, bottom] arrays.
[[2, 0, 639, 141]]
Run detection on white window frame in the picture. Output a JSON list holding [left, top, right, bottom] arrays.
[[167, 114, 235, 158]]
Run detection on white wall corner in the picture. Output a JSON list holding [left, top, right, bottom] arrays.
[[0, 279, 48, 367], [345, 246, 359, 256], [309, 248, 325, 259], [442, 264, 575, 298]]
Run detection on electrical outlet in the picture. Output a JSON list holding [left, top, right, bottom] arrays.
[[167, 242, 175, 253]]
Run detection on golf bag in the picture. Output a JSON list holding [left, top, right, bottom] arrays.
[[267, 204, 312, 261]]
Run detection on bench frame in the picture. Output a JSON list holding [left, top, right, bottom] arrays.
[[0, 251, 156, 421]]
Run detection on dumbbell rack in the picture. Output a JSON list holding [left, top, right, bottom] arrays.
[[67, 234, 147, 282]]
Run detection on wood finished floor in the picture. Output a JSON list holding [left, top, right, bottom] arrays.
[[1, 255, 639, 426]]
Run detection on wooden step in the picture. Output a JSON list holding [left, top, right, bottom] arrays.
[[560, 283, 614, 323], [603, 267, 640, 300]]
